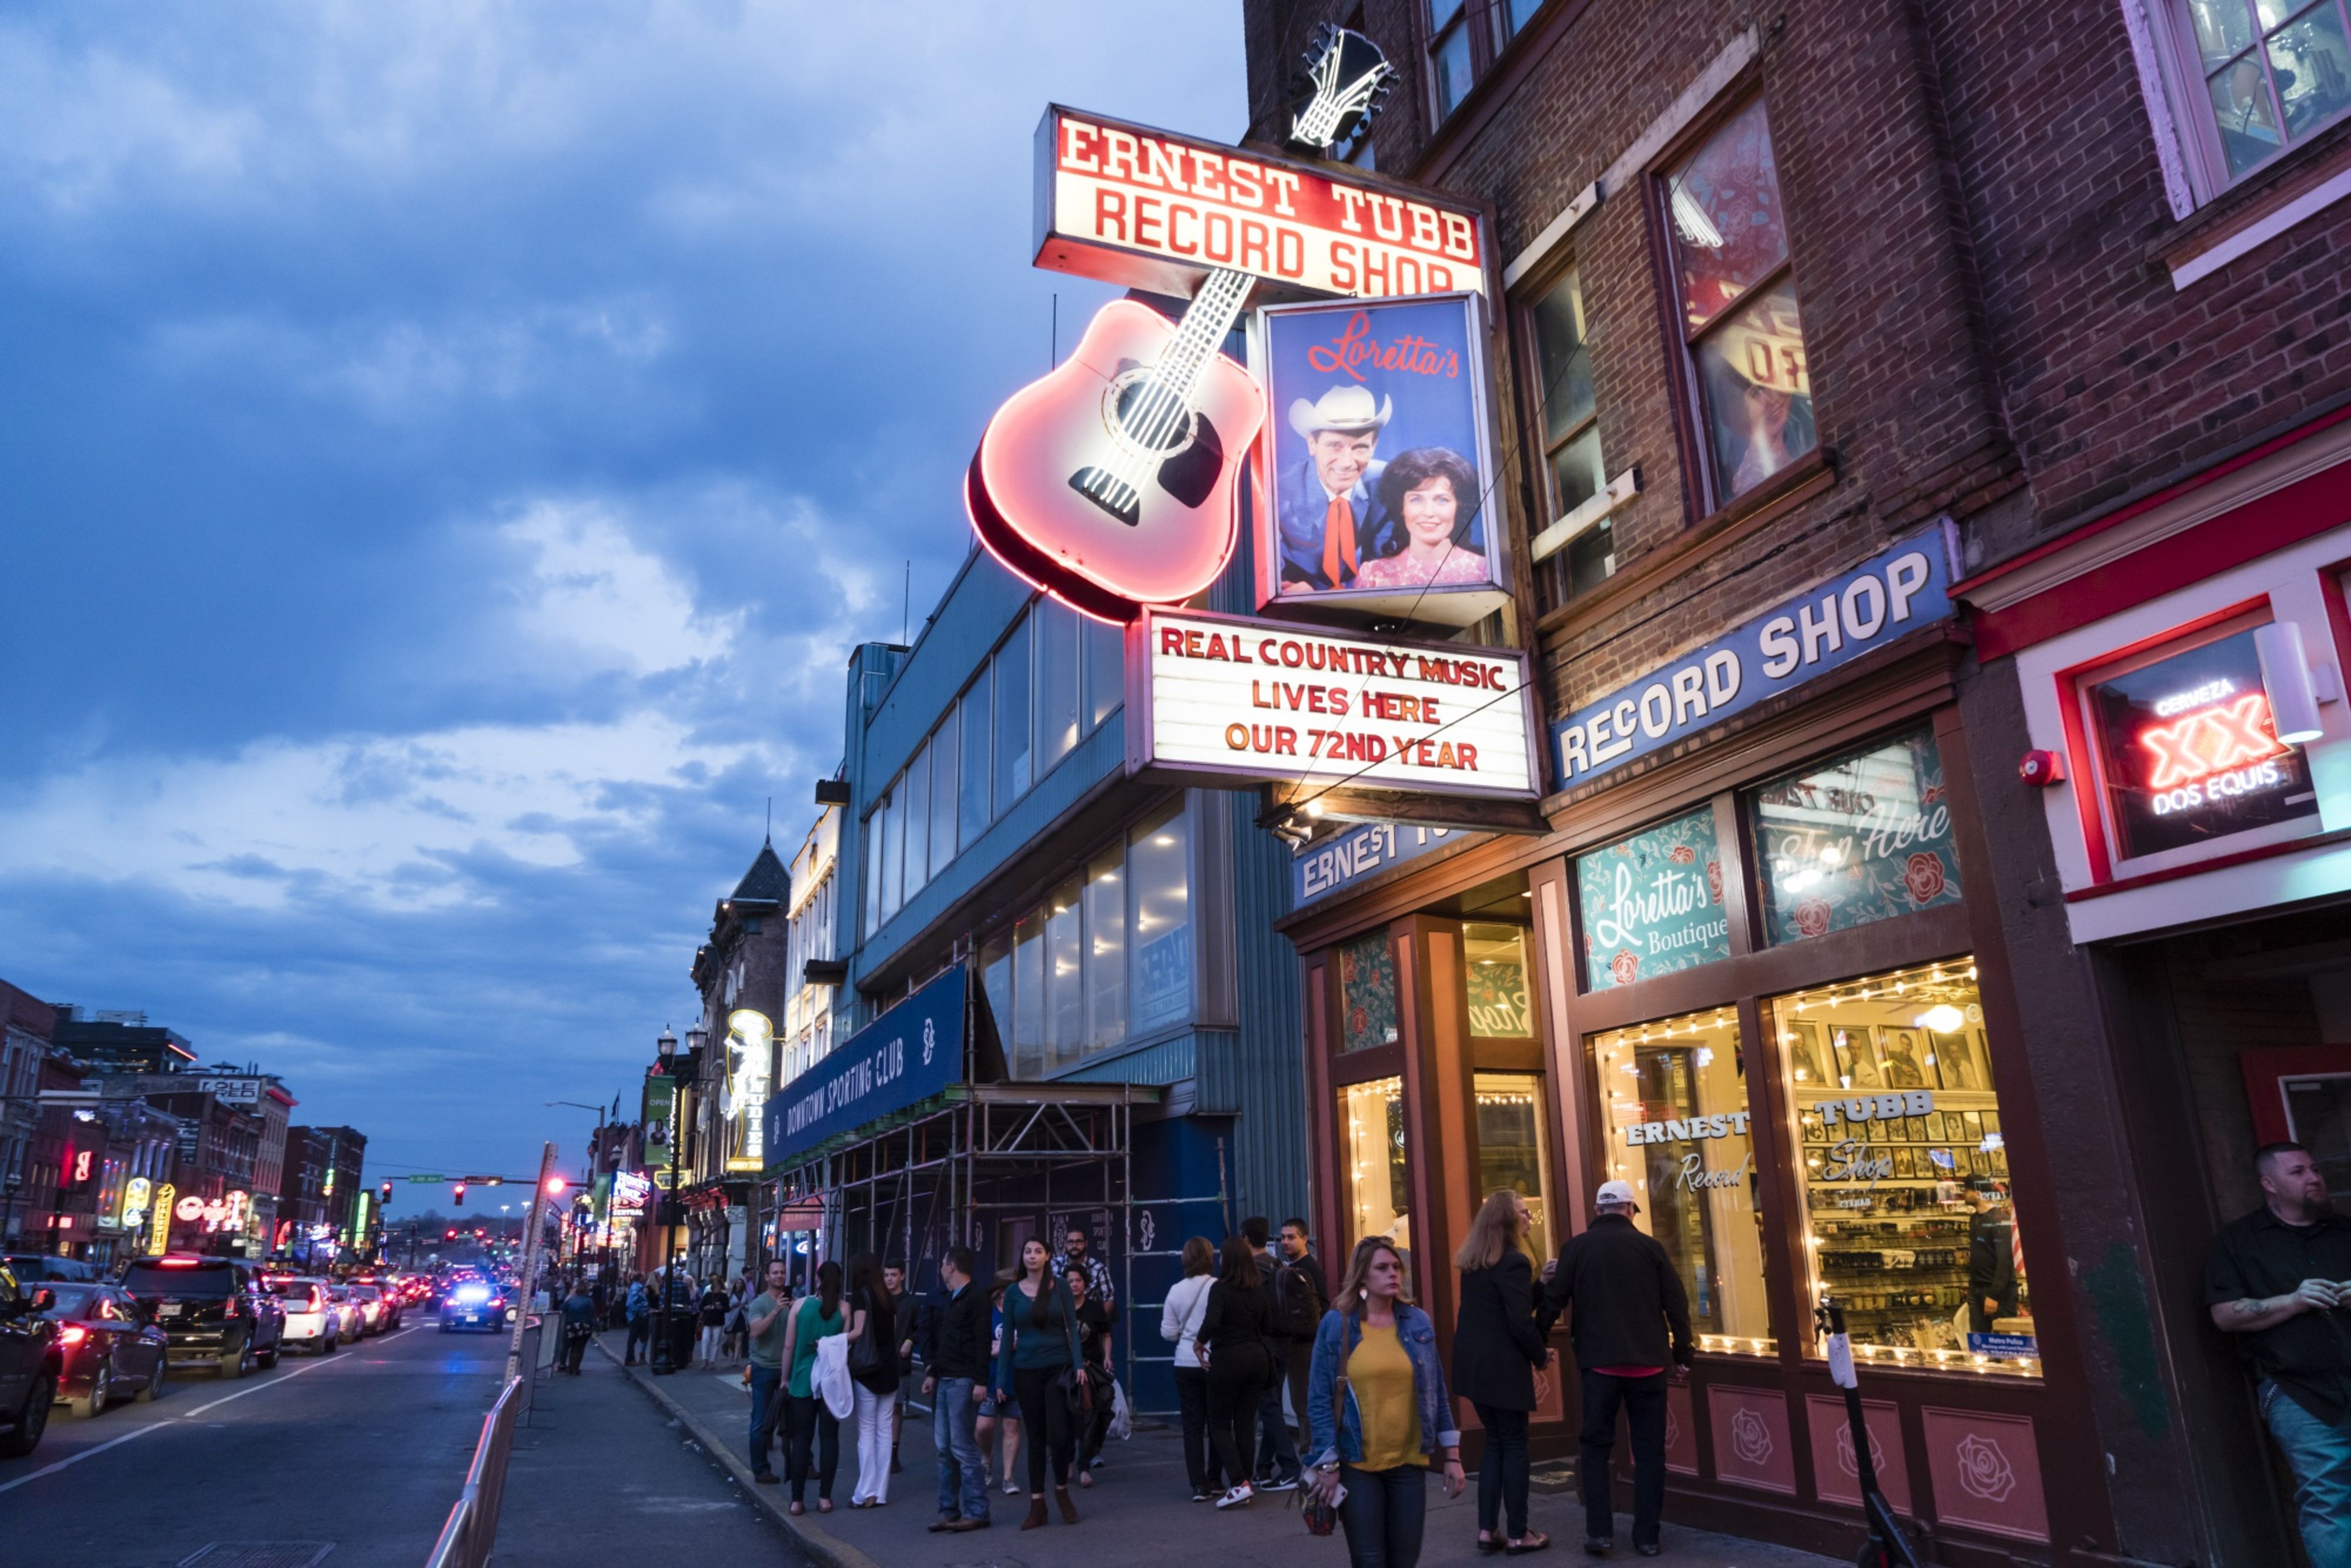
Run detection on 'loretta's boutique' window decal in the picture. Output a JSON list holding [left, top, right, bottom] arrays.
[[1752, 726, 1962, 945], [2082, 622, 2317, 865], [1592, 1007, 1773, 1355], [1575, 808, 1729, 992], [1774, 958, 2036, 1377], [1339, 930, 1401, 1052]]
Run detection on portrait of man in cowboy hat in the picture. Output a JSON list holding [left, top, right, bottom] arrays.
[[1275, 383, 1397, 592]]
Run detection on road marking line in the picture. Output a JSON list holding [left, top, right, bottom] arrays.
[[0, 1322, 419, 1492]]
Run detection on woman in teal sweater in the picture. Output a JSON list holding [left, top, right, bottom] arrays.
[[992, 1237, 1083, 1529], [779, 1260, 846, 1515]]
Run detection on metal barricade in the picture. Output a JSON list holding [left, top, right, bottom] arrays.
[[424, 1375, 524, 1568]]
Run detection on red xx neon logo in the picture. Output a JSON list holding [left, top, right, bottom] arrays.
[[2139, 692, 2285, 788]]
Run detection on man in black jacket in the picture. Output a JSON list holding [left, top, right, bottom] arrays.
[[1538, 1180, 1693, 1559], [923, 1248, 992, 1532]]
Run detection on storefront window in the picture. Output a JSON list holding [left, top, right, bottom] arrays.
[[1772, 959, 2036, 1375], [1012, 911, 1046, 1080], [1085, 849, 1127, 1052], [1474, 1071, 1552, 1257], [1047, 878, 1085, 1070], [1464, 924, 1533, 1037], [1338, 930, 1400, 1051], [1341, 1076, 1417, 1290], [1575, 808, 1729, 992], [1130, 808, 1192, 1033], [1753, 725, 1961, 944], [1592, 1007, 1774, 1354], [2083, 622, 2319, 866]]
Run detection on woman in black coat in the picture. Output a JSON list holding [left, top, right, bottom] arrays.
[[1452, 1190, 1551, 1553]]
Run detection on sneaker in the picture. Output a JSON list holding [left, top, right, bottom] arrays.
[[1191, 1490, 1210, 1503], [1089, 1455, 1107, 1470], [1215, 1483, 1255, 1510], [1260, 1475, 1300, 1493]]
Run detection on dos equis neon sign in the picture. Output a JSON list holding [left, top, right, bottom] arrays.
[[2137, 682, 2288, 812]]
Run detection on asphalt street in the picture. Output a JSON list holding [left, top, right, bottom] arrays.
[[2, 1316, 798, 1567]]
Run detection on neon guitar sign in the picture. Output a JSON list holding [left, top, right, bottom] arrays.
[[970, 28, 1397, 624]]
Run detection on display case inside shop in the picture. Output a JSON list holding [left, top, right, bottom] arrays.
[[1774, 958, 2038, 1375]]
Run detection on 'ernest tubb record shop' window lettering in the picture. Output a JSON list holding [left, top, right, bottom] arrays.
[[2081, 620, 2318, 865]]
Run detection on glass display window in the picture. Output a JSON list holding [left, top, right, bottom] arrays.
[[2078, 618, 2318, 873], [1474, 1071, 1553, 1258], [1575, 807, 1730, 992], [1751, 725, 1962, 945], [1341, 1076, 1419, 1295], [1339, 930, 1401, 1052], [1772, 958, 2037, 1376], [1592, 1007, 1774, 1355], [1464, 923, 1533, 1037]]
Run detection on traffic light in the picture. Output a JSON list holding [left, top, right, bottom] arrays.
[[379, 1181, 393, 1208], [445, 1227, 458, 1239], [453, 1180, 466, 1207], [542, 1175, 567, 1198]]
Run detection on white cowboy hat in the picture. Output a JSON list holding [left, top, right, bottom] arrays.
[[1288, 384, 1394, 439]]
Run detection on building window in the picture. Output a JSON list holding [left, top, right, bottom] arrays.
[[1774, 959, 2036, 1374], [1338, 930, 1400, 1051], [1046, 877, 1086, 1071], [995, 614, 1033, 810], [1037, 599, 1084, 778], [928, 713, 959, 882], [1087, 616, 1124, 730], [2177, 0, 2351, 181], [863, 796, 886, 938], [1012, 911, 1046, 1080], [1475, 1071, 1553, 1257], [1339, 1076, 1417, 1290], [1428, 0, 1476, 119], [1575, 807, 1730, 992], [1463, 924, 1533, 1037], [900, 740, 931, 904], [1085, 847, 1128, 1053], [958, 665, 992, 850], [1130, 807, 1193, 1034], [1751, 726, 1962, 946], [1660, 98, 1816, 508], [1528, 265, 1613, 611], [1592, 1006, 1774, 1355]]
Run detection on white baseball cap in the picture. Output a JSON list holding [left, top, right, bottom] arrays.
[[1595, 1180, 1639, 1208]]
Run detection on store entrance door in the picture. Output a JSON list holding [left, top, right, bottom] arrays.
[[2241, 1046, 2351, 1207]]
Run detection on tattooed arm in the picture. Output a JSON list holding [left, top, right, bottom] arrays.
[[2211, 1279, 2341, 1333]]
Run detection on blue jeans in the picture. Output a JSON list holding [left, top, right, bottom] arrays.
[[1258, 1343, 1301, 1480], [747, 1363, 784, 1472], [2264, 1379, 2351, 1568], [1338, 1463, 1427, 1568], [933, 1376, 989, 1520]]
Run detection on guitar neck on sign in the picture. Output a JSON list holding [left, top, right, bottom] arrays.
[[969, 29, 1396, 625]]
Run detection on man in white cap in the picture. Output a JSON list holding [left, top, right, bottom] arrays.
[[1276, 384, 1395, 591], [1536, 1179, 1691, 1559]]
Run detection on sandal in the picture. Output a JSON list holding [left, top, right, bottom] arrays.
[[1506, 1532, 1552, 1555]]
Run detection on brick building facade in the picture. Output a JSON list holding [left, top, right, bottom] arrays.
[[1238, 1, 2351, 1562]]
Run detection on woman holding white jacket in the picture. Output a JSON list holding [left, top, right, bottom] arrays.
[[1159, 1235, 1221, 1502]]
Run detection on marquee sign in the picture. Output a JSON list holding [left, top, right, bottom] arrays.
[[1131, 608, 1541, 799], [1033, 106, 1488, 303]]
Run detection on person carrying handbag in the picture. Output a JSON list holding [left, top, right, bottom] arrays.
[[1160, 1236, 1223, 1500], [992, 1237, 1084, 1529], [1306, 1236, 1465, 1568], [843, 1252, 902, 1507], [1068, 1270, 1118, 1483], [1195, 1234, 1280, 1510], [1453, 1190, 1553, 1555]]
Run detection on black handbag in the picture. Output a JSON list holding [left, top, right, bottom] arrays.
[[848, 1292, 882, 1378], [1048, 1281, 1093, 1418]]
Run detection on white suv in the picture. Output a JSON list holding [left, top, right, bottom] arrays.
[[268, 1277, 340, 1355]]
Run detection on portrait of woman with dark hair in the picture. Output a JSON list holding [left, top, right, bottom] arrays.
[[1355, 447, 1489, 589]]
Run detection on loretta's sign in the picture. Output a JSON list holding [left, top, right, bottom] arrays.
[[1131, 608, 1541, 799], [1552, 527, 1958, 789], [763, 964, 965, 1170], [1033, 106, 1489, 301]]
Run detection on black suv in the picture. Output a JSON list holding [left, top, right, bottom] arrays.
[[119, 1257, 284, 1379], [0, 1264, 63, 1458]]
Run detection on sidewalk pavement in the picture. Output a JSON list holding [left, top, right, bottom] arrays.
[[595, 1331, 1846, 1568]]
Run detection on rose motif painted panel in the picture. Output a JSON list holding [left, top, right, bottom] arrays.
[[1803, 1393, 1911, 1515], [1920, 1406, 2048, 1542], [1751, 723, 1963, 946], [1609, 1379, 1700, 1479], [1707, 1385, 1796, 1494]]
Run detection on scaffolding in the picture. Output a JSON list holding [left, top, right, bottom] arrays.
[[766, 1080, 1227, 1415]]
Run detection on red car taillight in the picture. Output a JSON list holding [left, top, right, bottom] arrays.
[[58, 1325, 88, 1347], [223, 1296, 240, 1319]]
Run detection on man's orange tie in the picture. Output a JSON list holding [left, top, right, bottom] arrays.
[[1322, 495, 1357, 587]]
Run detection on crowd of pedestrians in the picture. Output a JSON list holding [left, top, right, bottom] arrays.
[[579, 1185, 1699, 1567]]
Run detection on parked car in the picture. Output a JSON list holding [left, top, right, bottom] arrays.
[[119, 1257, 284, 1378], [324, 1284, 367, 1342], [437, 1278, 514, 1334], [0, 1266, 63, 1458], [40, 1282, 168, 1418], [264, 1277, 340, 1355], [0, 1255, 100, 1285]]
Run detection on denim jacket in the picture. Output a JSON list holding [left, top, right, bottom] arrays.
[[1306, 1302, 1461, 1469]]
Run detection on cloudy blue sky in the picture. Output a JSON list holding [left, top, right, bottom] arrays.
[[0, 4, 1244, 1204]]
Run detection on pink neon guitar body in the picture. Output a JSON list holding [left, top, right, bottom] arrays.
[[968, 299, 1265, 624]]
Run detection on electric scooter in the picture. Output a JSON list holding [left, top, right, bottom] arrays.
[[1815, 1301, 1923, 1568]]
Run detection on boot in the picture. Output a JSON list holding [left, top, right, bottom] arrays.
[[1020, 1497, 1049, 1531], [1055, 1485, 1079, 1523]]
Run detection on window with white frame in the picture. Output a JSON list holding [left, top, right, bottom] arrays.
[[1526, 263, 1615, 611], [2166, 0, 2351, 186]]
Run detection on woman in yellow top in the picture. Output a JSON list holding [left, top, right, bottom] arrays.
[[1306, 1237, 1465, 1568]]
